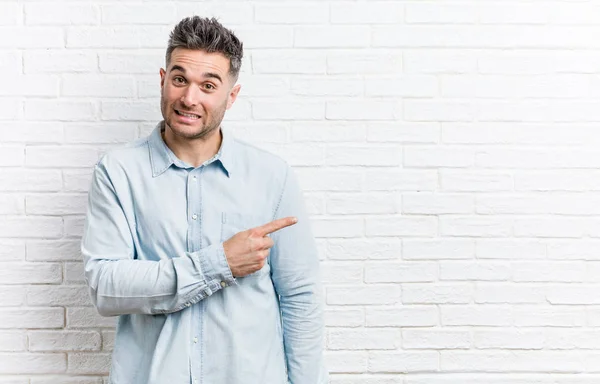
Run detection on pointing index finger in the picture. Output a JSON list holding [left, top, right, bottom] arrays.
[[254, 216, 298, 237]]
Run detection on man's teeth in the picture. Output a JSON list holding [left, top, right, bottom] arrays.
[[178, 110, 199, 119]]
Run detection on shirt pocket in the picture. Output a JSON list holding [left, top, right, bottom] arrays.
[[221, 212, 271, 279]]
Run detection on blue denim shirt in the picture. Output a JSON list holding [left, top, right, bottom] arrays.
[[81, 122, 328, 384]]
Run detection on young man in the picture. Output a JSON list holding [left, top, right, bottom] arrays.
[[81, 16, 328, 384]]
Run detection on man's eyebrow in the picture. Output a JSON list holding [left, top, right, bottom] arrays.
[[202, 72, 223, 84], [170, 65, 186, 73]]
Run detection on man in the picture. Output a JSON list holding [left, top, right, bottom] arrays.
[[81, 16, 328, 384]]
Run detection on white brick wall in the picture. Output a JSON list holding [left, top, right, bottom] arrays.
[[2, 0, 600, 382]]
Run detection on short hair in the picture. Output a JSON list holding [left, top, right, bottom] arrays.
[[166, 16, 244, 81]]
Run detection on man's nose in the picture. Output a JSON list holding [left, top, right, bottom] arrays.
[[180, 85, 201, 108]]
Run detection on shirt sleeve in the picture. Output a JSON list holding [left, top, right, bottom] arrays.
[[81, 161, 236, 317], [269, 165, 329, 384]]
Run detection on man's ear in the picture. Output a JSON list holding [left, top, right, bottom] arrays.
[[159, 68, 166, 89], [227, 84, 241, 110]]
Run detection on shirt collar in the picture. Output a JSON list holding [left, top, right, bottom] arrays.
[[148, 121, 234, 178]]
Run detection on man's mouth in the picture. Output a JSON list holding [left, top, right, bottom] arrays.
[[175, 109, 201, 119]]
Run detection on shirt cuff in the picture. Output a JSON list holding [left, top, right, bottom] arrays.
[[198, 242, 237, 291]]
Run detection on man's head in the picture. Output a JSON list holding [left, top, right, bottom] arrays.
[[160, 16, 243, 141]]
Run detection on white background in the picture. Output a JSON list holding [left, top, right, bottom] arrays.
[[2, 0, 600, 383]]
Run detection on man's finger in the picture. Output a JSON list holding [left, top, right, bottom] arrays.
[[254, 216, 297, 237]]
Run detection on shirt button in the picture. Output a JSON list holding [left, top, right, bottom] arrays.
[[193, 337, 198, 343], [192, 214, 198, 220], [220, 281, 226, 288], [185, 303, 190, 307], [193, 176, 197, 181]]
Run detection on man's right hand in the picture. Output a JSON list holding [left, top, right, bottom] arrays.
[[223, 216, 298, 277]]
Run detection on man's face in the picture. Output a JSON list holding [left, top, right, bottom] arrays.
[[159, 48, 240, 140]]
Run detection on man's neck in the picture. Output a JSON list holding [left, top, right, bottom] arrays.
[[162, 124, 222, 168]]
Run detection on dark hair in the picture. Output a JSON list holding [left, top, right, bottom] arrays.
[[166, 16, 244, 80]]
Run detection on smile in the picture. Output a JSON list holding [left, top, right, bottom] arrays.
[[175, 109, 201, 119]]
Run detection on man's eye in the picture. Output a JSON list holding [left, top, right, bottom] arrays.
[[174, 77, 186, 84], [204, 83, 215, 90]]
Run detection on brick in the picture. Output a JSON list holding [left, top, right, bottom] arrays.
[[327, 193, 397, 214], [27, 241, 82, 262], [0, 3, 18, 25], [405, 3, 478, 24], [311, 218, 363, 238], [25, 3, 98, 25], [365, 262, 437, 283], [0, 332, 25, 352], [0, 146, 24, 166], [27, 285, 91, 307], [99, 51, 162, 74], [67, 27, 140, 48], [441, 351, 585, 372], [404, 239, 474, 260], [440, 261, 511, 281], [252, 50, 326, 74], [62, 75, 135, 97], [29, 331, 100, 351], [476, 239, 546, 260], [253, 100, 324, 120], [403, 50, 477, 74], [327, 51, 402, 75], [295, 168, 362, 192], [0, 287, 26, 307], [327, 100, 399, 121], [65, 262, 85, 283], [366, 306, 438, 327], [24, 50, 97, 73], [440, 170, 512, 192], [0, 241, 25, 262], [0, 122, 64, 144], [326, 146, 401, 166], [515, 170, 600, 192], [441, 305, 512, 326], [474, 329, 544, 349], [404, 146, 475, 168], [68, 353, 111, 375], [404, 100, 476, 122], [0, 217, 62, 239], [295, 26, 370, 48], [292, 76, 362, 97], [0, 262, 61, 284], [365, 170, 437, 192], [328, 328, 398, 350], [26, 193, 88, 215], [403, 193, 474, 215], [475, 284, 546, 304], [175, 3, 254, 25], [101, 101, 161, 121], [0, 27, 63, 48], [513, 306, 585, 327], [366, 76, 437, 97], [31, 378, 102, 384], [403, 330, 470, 349], [0, 194, 24, 214], [26, 146, 100, 167], [1, 75, 58, 96], [367, 122, 439, 143], [325, 308, 364, 327], [403, 284, 473, 304], [327, 286, 400, 306], [101, 330, 115, 352], [255, 3, 328, 24], [0, 98, 20, 120], [440, 216, 512, 237], [64, 123, 138, 144], [320, 262, 363, 284], [233, 26, 293, 49], [25, 100, 95, 121], [366, 216, 437, 237], [0, 308, 64, 329], [64, 216, 86, 238], [0, 353, 66, 374], [0, 51, 21, 74], [368, 351, 439, 373], [101, 4, 176, 24], [67, 307, 116, 328], [235, 75, 290, 97], [325, 351, 367, 373], [513, 262, 585, 283], [331, 2, 402, 24], [327, 238, 402, 260]]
